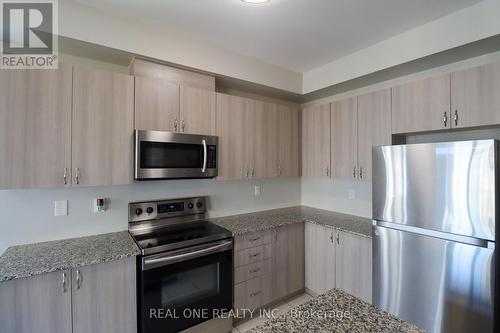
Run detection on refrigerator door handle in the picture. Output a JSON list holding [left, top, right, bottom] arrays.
[[373, 220, 494, 249]]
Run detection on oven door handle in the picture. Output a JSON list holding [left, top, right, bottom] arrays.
[[142, 240, 232, 271], [201, 139, 207, 173]]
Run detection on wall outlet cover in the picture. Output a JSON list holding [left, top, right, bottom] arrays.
[[348, 189, 356, 200], [254, 185, 262, 196], [94, 198, 106, 213], [55, 200, 68, 216]]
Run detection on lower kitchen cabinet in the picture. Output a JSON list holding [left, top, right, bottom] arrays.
[[305, 222, 336, 296], [0, 269, 73, 333], [72, 257, 137, 333], [336, 231, 372, 303], [274, 223, 305, 300], [305, 222, 372, 303], [0, 258, 137, 333]]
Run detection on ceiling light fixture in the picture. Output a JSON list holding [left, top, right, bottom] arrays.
[[241, 0, 271, 4]]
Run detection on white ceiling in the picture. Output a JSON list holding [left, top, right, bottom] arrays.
[[74, 0, 483, 72]]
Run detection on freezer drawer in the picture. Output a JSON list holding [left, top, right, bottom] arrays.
[[373, 225, 494, 333], [372, 140, 496, 241]]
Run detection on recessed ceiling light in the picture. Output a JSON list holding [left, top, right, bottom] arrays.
[[241, 0, 271, 4]]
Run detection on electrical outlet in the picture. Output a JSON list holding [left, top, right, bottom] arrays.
[[348, 189, 356, 200], [55, 200, 68, 216], [94, 198, 106, 213], [254, 185, 262, 196]]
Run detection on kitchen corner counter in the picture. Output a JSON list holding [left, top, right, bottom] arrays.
[[210, 206, 372, 238], [249, 288, 426, 333], [0, 231, 140, 283]]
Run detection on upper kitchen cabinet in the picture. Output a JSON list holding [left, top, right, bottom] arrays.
[[0, 64, 72, 189], [179, 85, 216, 135], [302, 104, 331, 178], [278, 106, 300, 178], [216, 93, 250, 180], [135, 76, 179, 132], [72, 66, 134, 187], [451, 62, 500, 128], [249, 100, 271, 179], [392, 73, 451, 134], [357, 89, 392, 181], [331, 97, 358, 180]]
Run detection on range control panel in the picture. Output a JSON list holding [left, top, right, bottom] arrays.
[[128, 197, 206, 223]]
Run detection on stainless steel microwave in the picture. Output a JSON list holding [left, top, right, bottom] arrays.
[[134, 130, 218, 180]]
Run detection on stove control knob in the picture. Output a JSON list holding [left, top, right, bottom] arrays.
[[188, 203, 194, 209], [196, 202, 203, 208], [146, 207, 154, 214], [135, 208, 143, 216]]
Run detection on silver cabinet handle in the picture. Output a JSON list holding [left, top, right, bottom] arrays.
[[330, 232, 334, 243], [250, 268, 261, 274], [273, 229, 277, 242], [251, 167, 255, 178], [353, 166, 357, 179], [249, 237, 260, 242], [74, 168, 80, 185], [250, 291, 261, 297], [201, 139, 207, 173], [454, 110, 459, 126], [76, 269, 81, 290], [336, 233, 340, 245], [174, 118, 178, 132], [181, 120, 186, 132], [359, 166, 363, 179], [63, 168, 68, 185], [278, 165, 282, 176], [249, 253, 261, 258], [443, 112, 448, 128], [326, 166, 329, 177], [245, 167, 249, 178], [62, 272, 67, 293]]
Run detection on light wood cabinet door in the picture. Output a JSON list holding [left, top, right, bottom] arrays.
[[72, 258, 137, 333], [331, 97, 358, 180], [274, 223, 305, 300], [248, 100, 271, 179], [216, 93, 249, 180], [0, 270, 72, 333], [264, 102, 280, 179], [357, 89, 392, 181], [179, 85, 216, 135], [392, 74, 451, 134], [451, 62, 500, 128], [302, 104, 331, 178], [305, 222, 336, 296], [72, 66, 134, 187], [335, 231, 372, 303], [278, 106, 300, 178], [135, 76, 179, 132], [0, 64, 72, 189]]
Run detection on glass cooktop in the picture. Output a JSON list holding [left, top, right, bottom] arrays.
[[133, 221, 232, 255]]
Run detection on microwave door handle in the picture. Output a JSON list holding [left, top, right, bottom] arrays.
[[142, 240, 232, 271], [202, 139, 207, 173]]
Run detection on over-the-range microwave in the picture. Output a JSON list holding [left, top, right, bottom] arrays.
[[134, 130, 218, 180]]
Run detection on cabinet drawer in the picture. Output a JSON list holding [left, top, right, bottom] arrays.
[[234, 258, 273, 284], [234, 274, 273, 311], [234, 230, 274, 252], [234, 243, 273, 267]]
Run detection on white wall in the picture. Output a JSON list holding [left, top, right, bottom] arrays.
[[0, 178, 301, 254], [301, 178, 372, 219]]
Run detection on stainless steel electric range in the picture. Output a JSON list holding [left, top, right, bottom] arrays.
[[128, 197, 233, 333]]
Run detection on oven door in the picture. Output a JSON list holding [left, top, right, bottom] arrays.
[[135, 130, 218, 180], [138, 240, 233, 333]]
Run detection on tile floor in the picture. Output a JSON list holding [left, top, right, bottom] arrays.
[[232, 293, 313, 333]]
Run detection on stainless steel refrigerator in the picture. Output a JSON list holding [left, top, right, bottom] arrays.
[[372, 140, 497, 333]]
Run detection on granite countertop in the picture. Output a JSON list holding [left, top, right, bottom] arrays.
[[0, 231, 140, 283], [249, 289, 426, 333], [210, 206, 372, 238]]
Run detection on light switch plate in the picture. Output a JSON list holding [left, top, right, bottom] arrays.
[[254, 185, 262, 196], [55, 200, 68, 216]]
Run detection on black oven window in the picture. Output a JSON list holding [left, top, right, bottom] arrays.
[[160, 262, 220, 308], [141, 142, 202, 169]]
